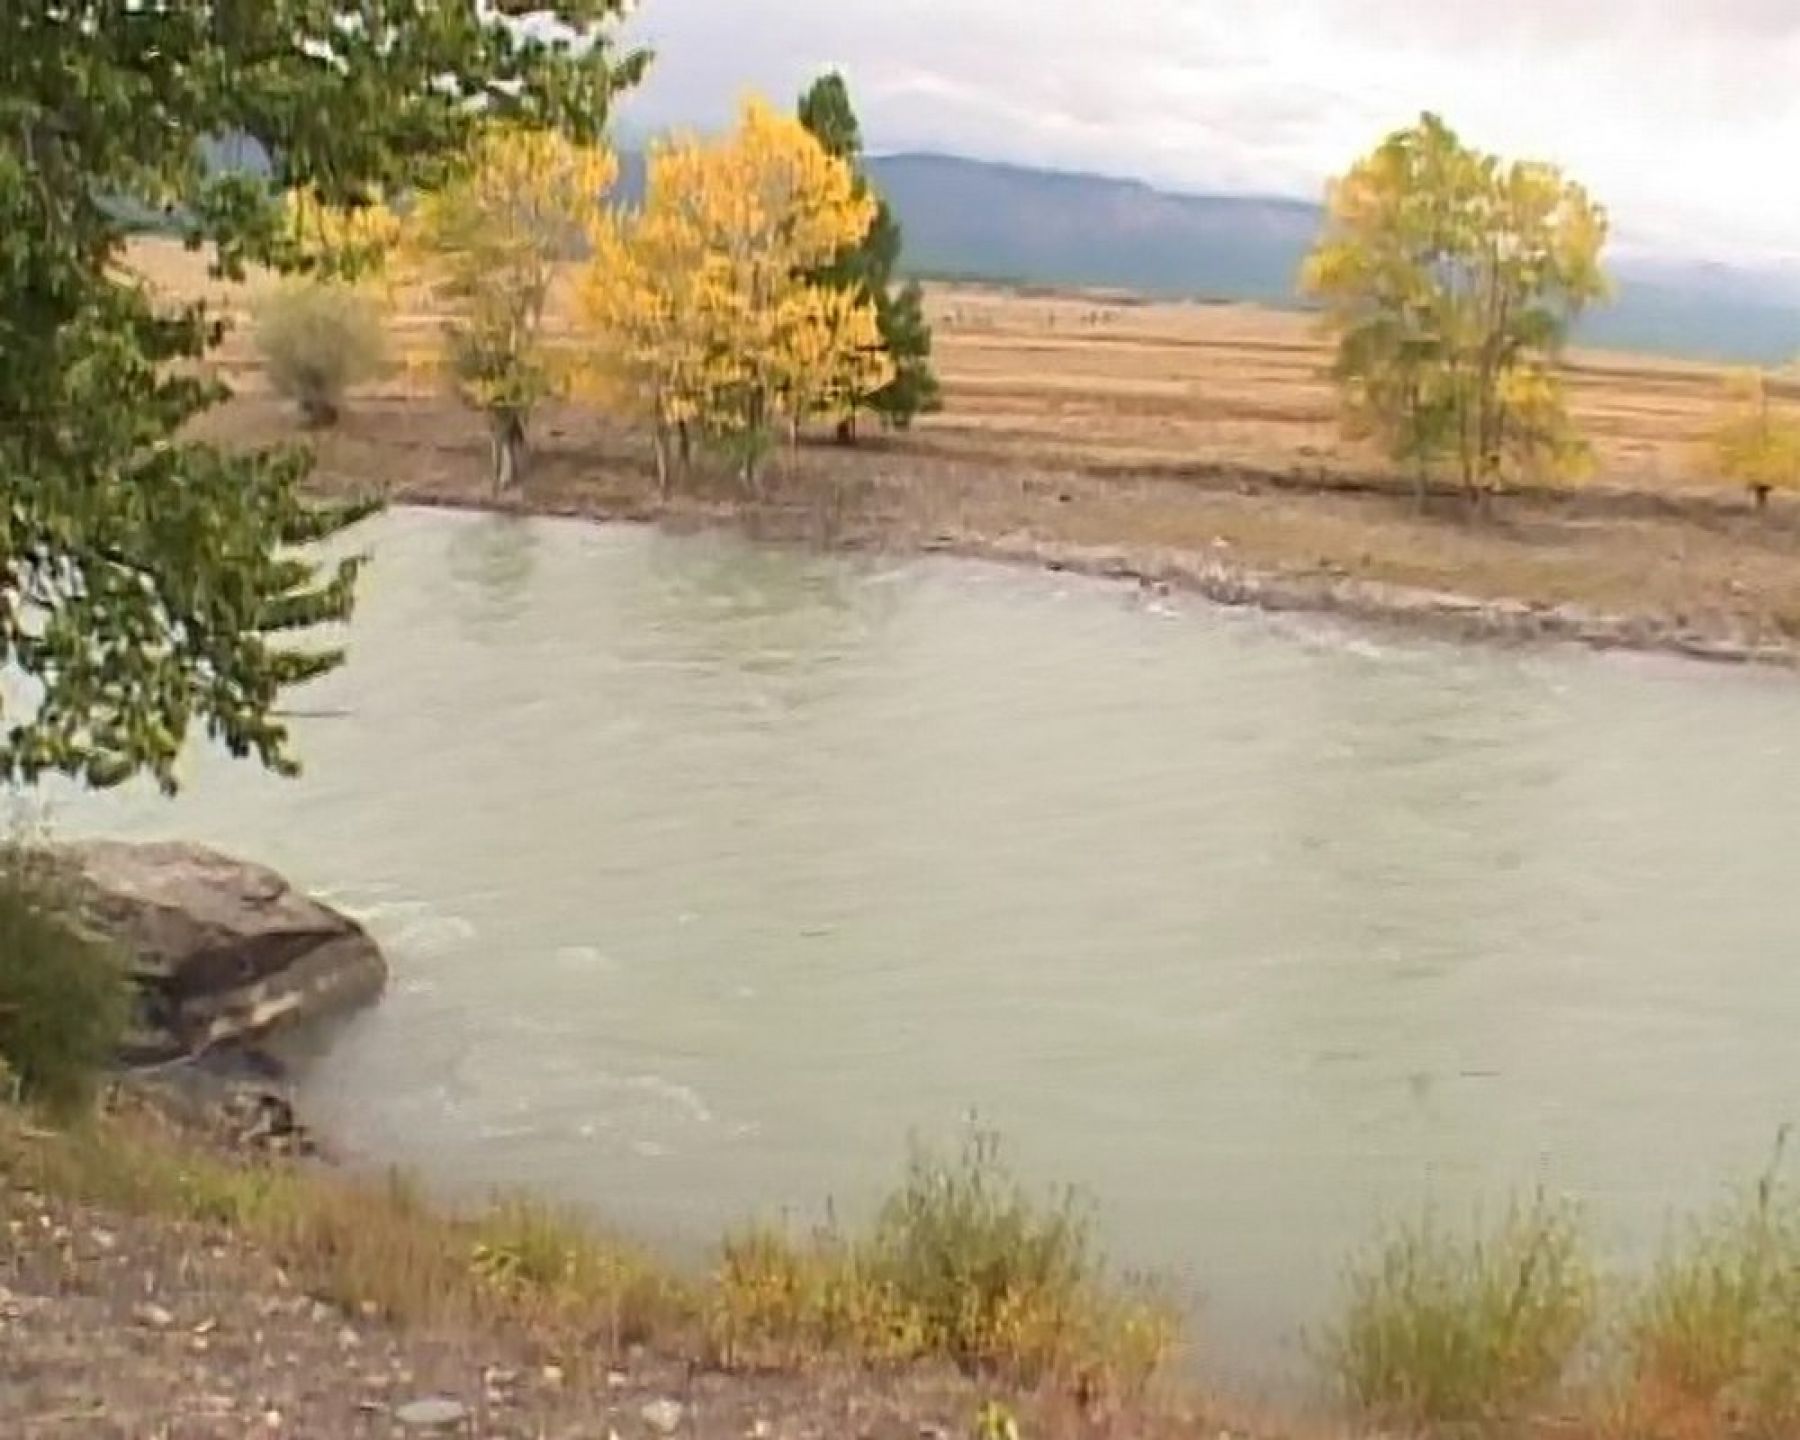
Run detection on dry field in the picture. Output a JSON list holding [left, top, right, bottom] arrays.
[[924, 283, 1740, 491], [130, 238, 1800, 655]]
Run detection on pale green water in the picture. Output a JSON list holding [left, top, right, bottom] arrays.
[[54, 507, 1800, 1388]]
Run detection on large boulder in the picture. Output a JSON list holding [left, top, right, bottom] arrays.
[[58, 840, 387, 1064]]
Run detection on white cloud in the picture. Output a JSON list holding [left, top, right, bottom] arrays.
[[611, 0, 1800, 261]]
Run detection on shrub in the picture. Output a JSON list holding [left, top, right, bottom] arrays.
[[872, 1131, 1102, 1374], [252, 280, 388, 426], [0, 852, 129, 1116], [1622, 1139, 1800, 1436], [1323, 1193, 1595, 1429], [710, 1130, 1179, 1393], [470, 1195, 691, 1350]]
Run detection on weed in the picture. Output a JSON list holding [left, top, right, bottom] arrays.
[[1323, 1192, 1595, 1429], [1621, 1131, 1800, 1437], [0, 853, 129, 1116], [710, 1130, 1180, 1395]]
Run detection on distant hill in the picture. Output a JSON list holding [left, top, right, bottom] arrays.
[[864, 153, 1800, 366], [187, 137, 1799, 365]]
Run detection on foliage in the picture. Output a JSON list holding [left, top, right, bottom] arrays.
[[0, 851, 128, 1116], [1709, 369, 1800, 508], [798, 72, 942, 434], [0, 2, 641, 790], [1323, 1193, 1595, 1429], [1301, 113, 1609, 503], [710, 1130, 1178, 1394], [468, 1195, 691, 1349], [403, 125, 619, 492], [1622, 1137, 1800, 1436], [253, 280, 390, 426], [580, 96, 890, 490]]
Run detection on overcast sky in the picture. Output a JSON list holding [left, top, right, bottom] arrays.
[[610, 0, 1800, 263]]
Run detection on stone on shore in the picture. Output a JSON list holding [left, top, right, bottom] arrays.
[[57, 840, 387, 1064]]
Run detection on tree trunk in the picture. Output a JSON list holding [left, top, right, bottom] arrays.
[[835, 413, 858, 446], [1754, 482, 1772, 512], [490, 412, 526, 494], [677, 420, 692, 471], [652, 424, 671, 500], [299, 391, 339, 429]]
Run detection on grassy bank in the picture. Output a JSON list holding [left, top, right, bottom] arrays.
[[0, 1097, 1183, 1424], [8, 1088, 1800, 1439]]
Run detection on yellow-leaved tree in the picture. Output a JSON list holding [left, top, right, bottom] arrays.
[[1301, 113, 1610, 507], [1711, 368, 1800, 510], [580, 96, 889, 493], [404, 125, 617, 491]]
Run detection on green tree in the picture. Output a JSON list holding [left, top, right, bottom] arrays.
[[1301, 113, 1609, 506], [0, 4, 643, 791], [797, 72, 941, 439]]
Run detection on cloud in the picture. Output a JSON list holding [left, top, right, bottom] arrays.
[[611, 0, 1800, 260]]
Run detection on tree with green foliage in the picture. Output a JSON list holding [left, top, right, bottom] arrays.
[[0, 3, 643, 792], [1301, 113, 1609, 507], [797, 72, 941, 440]]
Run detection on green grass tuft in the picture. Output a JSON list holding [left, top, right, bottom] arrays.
[[1323, 1191, 1595, 1430]]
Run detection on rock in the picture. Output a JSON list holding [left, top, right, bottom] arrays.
[[132, 1301, 176, 1329], [640, 1399, 685, 1435], [395, 1396, 469, 1429], [57, 840, 388, 1064]]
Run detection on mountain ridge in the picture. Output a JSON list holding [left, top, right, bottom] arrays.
[[860, 152, 1800, 365]]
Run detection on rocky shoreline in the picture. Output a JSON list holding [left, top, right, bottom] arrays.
[[374, 483, 1800, 673], [45, 839, 389, 1160], [926, 531, 1800, 668]]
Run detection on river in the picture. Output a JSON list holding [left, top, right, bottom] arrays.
[[51, 506, 1800, 1387]]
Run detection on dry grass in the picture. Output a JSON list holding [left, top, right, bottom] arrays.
[[0, 1095, 691, 1361], [0, 1097, 1178, 1407], [124, 237, 1800, 653]]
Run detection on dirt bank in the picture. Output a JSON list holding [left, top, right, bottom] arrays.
[[3, 1090, 1260, 1440], [224, 384, 1800, 670]]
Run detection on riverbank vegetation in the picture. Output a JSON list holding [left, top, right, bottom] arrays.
[[0, 1091, 1173, 1402], [9, 1061, 1800, 1439]]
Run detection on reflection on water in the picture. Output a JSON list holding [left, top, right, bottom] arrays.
[[51, 508, 1800, 1388]]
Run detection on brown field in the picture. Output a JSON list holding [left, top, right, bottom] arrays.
[[131, 237, 1800, 658]]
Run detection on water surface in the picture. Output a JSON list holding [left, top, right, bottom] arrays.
[[56, 508, 1800, 1384]]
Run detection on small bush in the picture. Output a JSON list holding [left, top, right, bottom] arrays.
[[1623, 1140, 1800, 1436], [1324, 1193, 1595, 1429], [710, 1131, 1179, 1393], [872, 1131, 1103, 1374], [253, 280, 388, 425], [0, 853, 129, 1115], [471, 1195, 691, 1349]]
